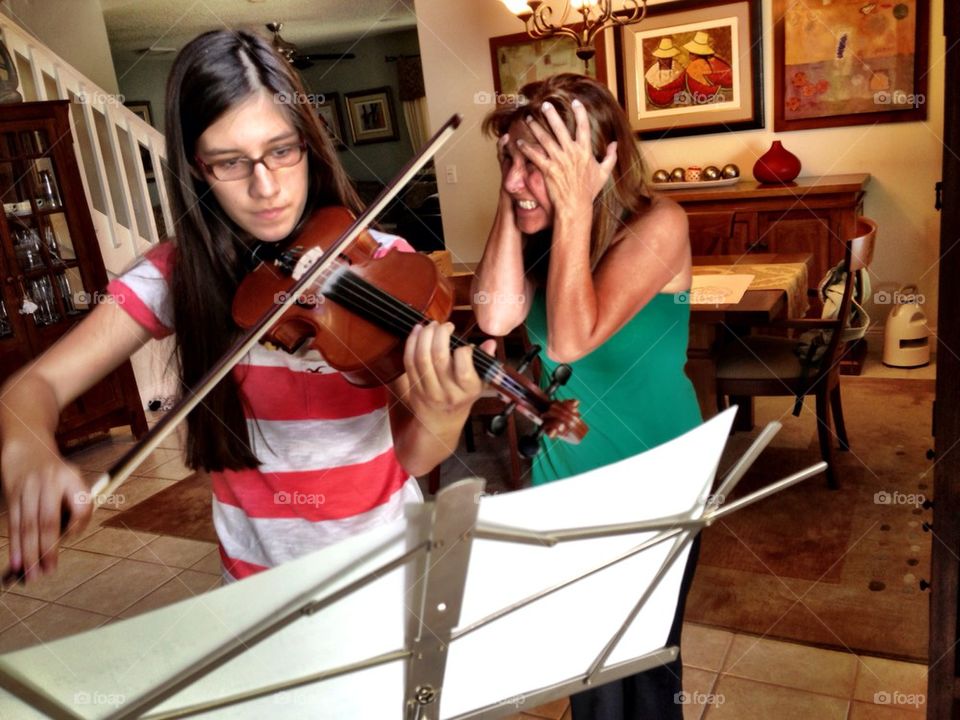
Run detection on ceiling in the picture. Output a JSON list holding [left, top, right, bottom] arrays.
[[101, 0, 417, 62]]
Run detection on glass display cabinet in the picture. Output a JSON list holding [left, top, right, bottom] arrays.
[[0, 100, 146, 445]]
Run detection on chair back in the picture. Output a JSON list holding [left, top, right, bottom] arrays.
[[817, 217, 877, 373]]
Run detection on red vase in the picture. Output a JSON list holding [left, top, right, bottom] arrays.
[[753, 140, 802, 184]]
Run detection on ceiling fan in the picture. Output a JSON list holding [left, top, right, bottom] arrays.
[[265, 22, 355, 69]]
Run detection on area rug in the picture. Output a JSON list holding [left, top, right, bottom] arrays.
[[103, 472, 216, 543], [686, 377, 934, 662]]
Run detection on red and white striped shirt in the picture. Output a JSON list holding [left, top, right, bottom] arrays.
[[107, 231, 422, 582]]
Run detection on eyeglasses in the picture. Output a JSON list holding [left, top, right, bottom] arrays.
[[195, 139, 307, 181]]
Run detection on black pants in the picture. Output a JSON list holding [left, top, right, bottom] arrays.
[[569, 535, 701, 720]]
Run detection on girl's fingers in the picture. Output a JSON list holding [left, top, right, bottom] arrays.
[[409, 322, 443, 401], [37, 479, 62, 574]]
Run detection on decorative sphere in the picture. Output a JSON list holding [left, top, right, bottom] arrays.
[[703, 166, 721, 181], [652, 169, 670, 183], [721, 163, 740, 179], [670, 167, 686, 182]]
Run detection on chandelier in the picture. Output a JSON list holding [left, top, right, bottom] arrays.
[[500, 0, 647, 61]]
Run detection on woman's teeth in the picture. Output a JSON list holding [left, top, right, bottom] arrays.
[[517, 200, 538, 210]]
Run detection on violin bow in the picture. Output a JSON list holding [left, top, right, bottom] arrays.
[[1, 114, 462, 586]]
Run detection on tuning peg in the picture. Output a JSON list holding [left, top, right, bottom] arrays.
[[922, 498, 934, 510], [543, 363, 572, 398], [516, 344, 541, 375], [920, 579, 931, 591], [488, 401, 516, 437], [922, 522, 933, 532], [518, 428, 543, 459]]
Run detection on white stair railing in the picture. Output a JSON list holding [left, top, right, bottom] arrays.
[[0, 16, 172, 278], [0, 16, 180, 408]]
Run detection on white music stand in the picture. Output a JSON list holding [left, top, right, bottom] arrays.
[[0, 408, 824, 719]]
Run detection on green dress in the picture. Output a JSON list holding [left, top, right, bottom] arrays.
[[526, 290, 703, 485]]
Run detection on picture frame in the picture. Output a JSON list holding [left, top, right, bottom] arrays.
[[615, 0, 763, 139], [773, 0, 929, 131], [124, 100, 153, 126], [315, 92, 347, 150], [489, 29, 608, 98], [344, 87, 400, 145]]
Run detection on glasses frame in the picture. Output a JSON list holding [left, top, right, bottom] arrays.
[[194, 138, 308, 181]]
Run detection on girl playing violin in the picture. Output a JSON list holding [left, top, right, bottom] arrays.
[[0, 30, 489, 585], [473, 74, 702, 720]]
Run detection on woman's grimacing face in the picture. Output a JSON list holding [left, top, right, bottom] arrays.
[[500, 118, 554, 235], [194, 89, 309, 242]]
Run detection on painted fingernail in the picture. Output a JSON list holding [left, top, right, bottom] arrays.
[[516, 138, 525, 146], [542, 101, 554, 112], [572, 98, 583, 108], [525, 115, 533, 124]]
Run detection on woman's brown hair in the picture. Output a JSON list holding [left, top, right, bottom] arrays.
[[482, 73, 651, 282], [164, 30, 361, 471]]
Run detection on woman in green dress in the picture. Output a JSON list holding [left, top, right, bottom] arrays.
[[473, 73, 702, 720]]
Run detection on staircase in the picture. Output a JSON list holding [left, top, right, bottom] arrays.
[[0, 16, 179, 406], [0, 16, 172, 278]]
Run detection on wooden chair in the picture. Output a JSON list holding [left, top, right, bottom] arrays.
[[714, 218, 877, 489], [426, 271, 526, 494]]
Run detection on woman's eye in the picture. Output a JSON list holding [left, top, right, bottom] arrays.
[[217, 158, 242, 170], [271, 146, 293, 158]]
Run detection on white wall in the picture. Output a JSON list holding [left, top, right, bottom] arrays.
[[0, 0, 119, 94], [416, 0, 946, 325]]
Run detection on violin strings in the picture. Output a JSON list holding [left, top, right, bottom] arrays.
[[324, 271, 533, 400]]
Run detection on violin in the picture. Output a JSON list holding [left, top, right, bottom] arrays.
[[0, 115, 580, 587], [232, 205, 588, 445]]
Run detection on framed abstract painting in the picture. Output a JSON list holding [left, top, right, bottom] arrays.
[[773, 0, 930, 131]]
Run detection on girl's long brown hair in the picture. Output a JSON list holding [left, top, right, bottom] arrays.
[[164, 30, 361, 471], [482, 73, 651, 284]]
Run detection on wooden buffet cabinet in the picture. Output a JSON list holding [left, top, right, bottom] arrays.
[[0, 101, 146, 447], [664, 173, 870, 294]]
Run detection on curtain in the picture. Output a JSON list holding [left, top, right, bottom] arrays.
[[397, 55, 429, 149]]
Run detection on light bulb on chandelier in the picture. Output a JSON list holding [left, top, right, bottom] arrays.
[[500, 0, 647, 62]]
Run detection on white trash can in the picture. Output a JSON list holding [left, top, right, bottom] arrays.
[[882, 285, 930, 367]]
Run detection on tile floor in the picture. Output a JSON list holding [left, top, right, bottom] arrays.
[[0, 342, 934, 717]]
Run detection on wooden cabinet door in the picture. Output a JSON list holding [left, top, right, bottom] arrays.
[[755, 209, 841, 287]]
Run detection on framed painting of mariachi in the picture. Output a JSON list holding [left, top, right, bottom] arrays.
[[615, 0, 763, 139]]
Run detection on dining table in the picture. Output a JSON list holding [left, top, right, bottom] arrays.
[[686, 252, 814, 425]]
